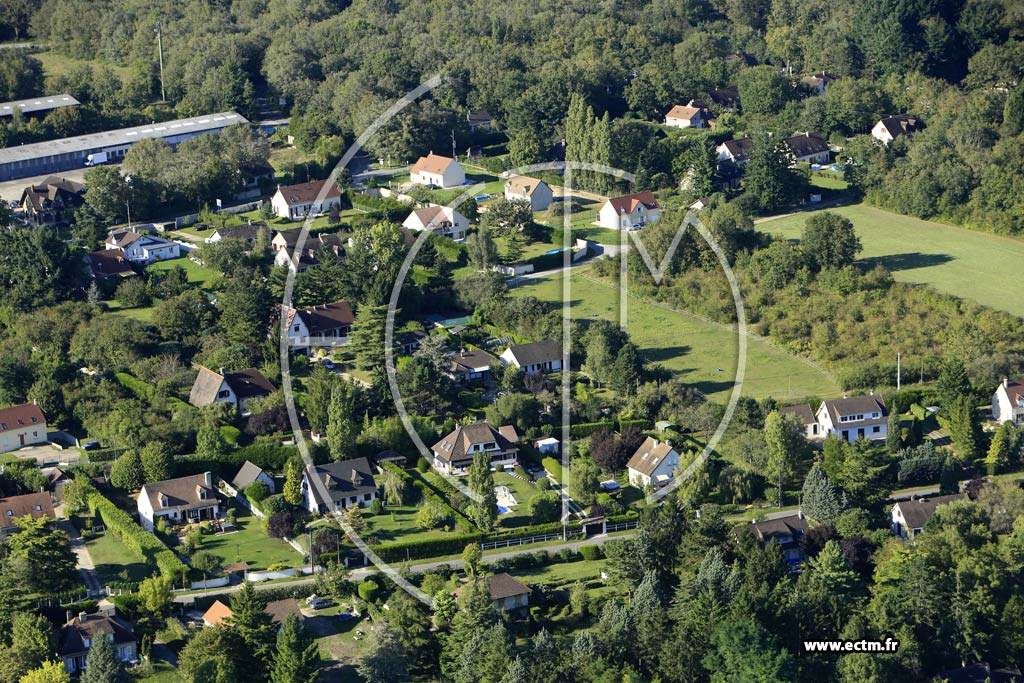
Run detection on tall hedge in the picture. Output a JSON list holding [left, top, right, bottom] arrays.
[[86, 489, 188, 584]]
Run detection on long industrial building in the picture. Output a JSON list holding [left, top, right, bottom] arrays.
[[0, 93, 80, 119], [0, 111, 249, 181]]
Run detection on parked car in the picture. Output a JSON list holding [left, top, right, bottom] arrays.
[[323, 358, 335, 370], [306, 595, 333, 610], [81, 440, 100, 451]]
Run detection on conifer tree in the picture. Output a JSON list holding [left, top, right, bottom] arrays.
[[270, 614, 321, 683]]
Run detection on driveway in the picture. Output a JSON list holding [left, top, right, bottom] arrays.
[[58, 520, 104, 594], [10, 443, 79, 466]]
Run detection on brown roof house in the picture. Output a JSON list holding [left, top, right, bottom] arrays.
[[59, 610, 137, 675], [448, 348, 498, 384], [202, 600, 233, 627], [504, 175, 554, 211], [891, 493, 965, 539], [410, 153, 465, 189], [19, 175, 84, 227], [0, 492, 56, 535], [454, 574, 531, 613], [271, 229, 346, 270], [598, 190, 661, 230], [799, 72, 837, 96], [270, 179, 342, 220], [85, 248, 137, 286], [716, 137, 754, 165], [815, 394, 887, 443], [301, 457, 379, 514], [626, 437, 681, 490], [280, 300, 354, 355], [500, 340, 562, 374], [0, 401, 47, 454], [664, 100, 711, 129], [137, 472, 222, 532], [189, 366, 275, 416], [871, 115, 923, 145], [992, 378, 1024, 426], [431, 422, 520, 476], [736, 512, 810, 570], [784, 132, 830, 164], [778, 404, 820, 439], [707, 87, 740, 112]]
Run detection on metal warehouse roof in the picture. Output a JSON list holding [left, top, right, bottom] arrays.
[[0, 94, 80, 117], [0, 111, 248, 165]]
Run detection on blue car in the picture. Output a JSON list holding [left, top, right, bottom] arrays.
[[323, 358, 335, 370]]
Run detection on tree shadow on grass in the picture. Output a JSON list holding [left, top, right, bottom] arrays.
[[641, 345, 693, 364], [859, 252, 955, 272]]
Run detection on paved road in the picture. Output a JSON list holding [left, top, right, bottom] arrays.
[[173, 530, 633, 604], [59, 520, 104, 594]]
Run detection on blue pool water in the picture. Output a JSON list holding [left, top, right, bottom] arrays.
[[497, 505, 510, 515], [545, 247, 568, 255]]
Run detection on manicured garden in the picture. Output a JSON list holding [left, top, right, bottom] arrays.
[[759, 202, 1024, 318], [193, 508, 304, 571]]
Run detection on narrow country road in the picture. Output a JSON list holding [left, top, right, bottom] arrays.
[[173, 530, 633, 603], [59, 520, 104, 594]]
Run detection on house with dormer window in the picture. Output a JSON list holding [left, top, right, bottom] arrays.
[[59, 609, 137, 674], [137, 472, 222, 531], [598, 191, 661, 230], [0, 401, 47, 453], [815, 394, 888, 443], [301, 458, 378, 514], [431, 422, 519, 475], [626, 437, 681, 489]]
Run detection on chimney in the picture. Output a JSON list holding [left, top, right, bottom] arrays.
[[66, 610, 72, 624], [1004, 378, 1010, 388], [32, 398, 37, 406], [219, 368, 226, 376], [797, 509, 804, 519], [204, 471, 213, 487], [78, 612, 87, 622]]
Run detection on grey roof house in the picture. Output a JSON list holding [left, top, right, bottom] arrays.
[[59, 610, 137, 675], [431, 422, 519, 475], [302, 457, 379, 513], [232, 460, 275, 494], [500, 340, 563, 374], [189, 366, 275, 416], [891, 493, 965, 539]]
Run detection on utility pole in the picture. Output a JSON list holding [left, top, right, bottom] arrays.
[[451, 129, 456, 160], [155, 25, 166, 102], [897, 352, 901, 392]]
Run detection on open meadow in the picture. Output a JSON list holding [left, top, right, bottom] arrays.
[[759, 203, 1024, 318], [512, 267, 842, 403]]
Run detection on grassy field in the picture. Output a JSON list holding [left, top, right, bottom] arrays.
[[506, 558, 606, 586], [512, 267, 841, 403], [197, 509, 303, 571], [364, 504, 453, 543], [758, 203, 1024, 318], [34, 50, 132, 81], [85, 527, 153, 584]]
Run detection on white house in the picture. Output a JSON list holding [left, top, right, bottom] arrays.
[[664, 101, 708, 128], [270, 179, 342, 220], [716, 137, 754, 165], [993, 378, 1024, 425], [784, 132, 830, 164], [137, 472, 221, 532], [0, 401, 47, 454], [431, 422, 519, 476], [448, 348, 498, 383], [815, 395, 888, 443], [626, 437, 681, 489], [504, 176, 553, 211], [500, 340, 562, 374], [301, 458, 378, 514], [279, 300, 355, 354], [890, 494, 965, 539], [598, 191, 661, 230], [402, 205, 469, 242], [799, 72, 836, 95], [410, 153, 465, 188], [188, 366, 275, 416], [105, 229, 180, 264], [778, 404, 820, 439], [871, 115, 922, 145], [454, 573, 530, 612]]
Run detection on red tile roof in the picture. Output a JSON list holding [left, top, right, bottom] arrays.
[[0, 402, 46, 432]]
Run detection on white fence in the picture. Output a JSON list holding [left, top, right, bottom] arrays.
[[190, 576, 231, 590], [480, 531, 580, 551]]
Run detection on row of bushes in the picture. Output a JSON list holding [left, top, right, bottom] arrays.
[[86, 447, 127, 463], [371, 519, 576, 563], [485, 546, 585, 572], [85, 488, 188, 583], [542, 457, 563, 483], [414, 469, 476, 527]]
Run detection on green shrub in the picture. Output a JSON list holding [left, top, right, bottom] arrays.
[[246, 480, 271, 503], [579, 545, 602, 561], [266, 562, 291, 571], [416, 457, 430, 472], [358, 579, 380, 602], [369, 498, 384, 515], [541, 457, 563, 483], [535, 477, 549, 490]]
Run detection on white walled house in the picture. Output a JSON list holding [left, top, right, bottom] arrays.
[[993, 378, 1024, 425], [188, 366, 275, 416], [500, 340, 562, 374], [0, 401, 47, 453], [410, 153, 465, 188], [454, 573, 531, 612], [784, 132, 830, 164], [231, 460, 276, 495], [716, 137, 754, 165], [504, 176, 553, 211], [626, 437, 681, 489], [105, 229, 180, 264], [270, 179, 342, 220], [59, 611, 137, 675], [891, 494, 965, 539], [302, 458, 378, 513], [402, 205, 469, 242], [815, 395, 888, 443], [871, 115, 922, 145], [431, 422, 519, 476], [778, 404, 820, 439], [598, 191, 661, 230], [137, 472, 221, 531], [280, 300, 355, 354], [664, 101, 708, 128]]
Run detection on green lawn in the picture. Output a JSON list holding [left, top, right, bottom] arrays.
[[84, 526, 154, 584], [148, 257, 221, 290], [758, 203, 1024, 318], [34, 50, 132, 81], [512, 267, 841, 403], [506, 559, 606, 586], [196, 509, 303, 571], [104, 300, 156, 322], [134, 660, 180, 683], [494, 471, 542, 529], [364, 504, 453, 543]]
